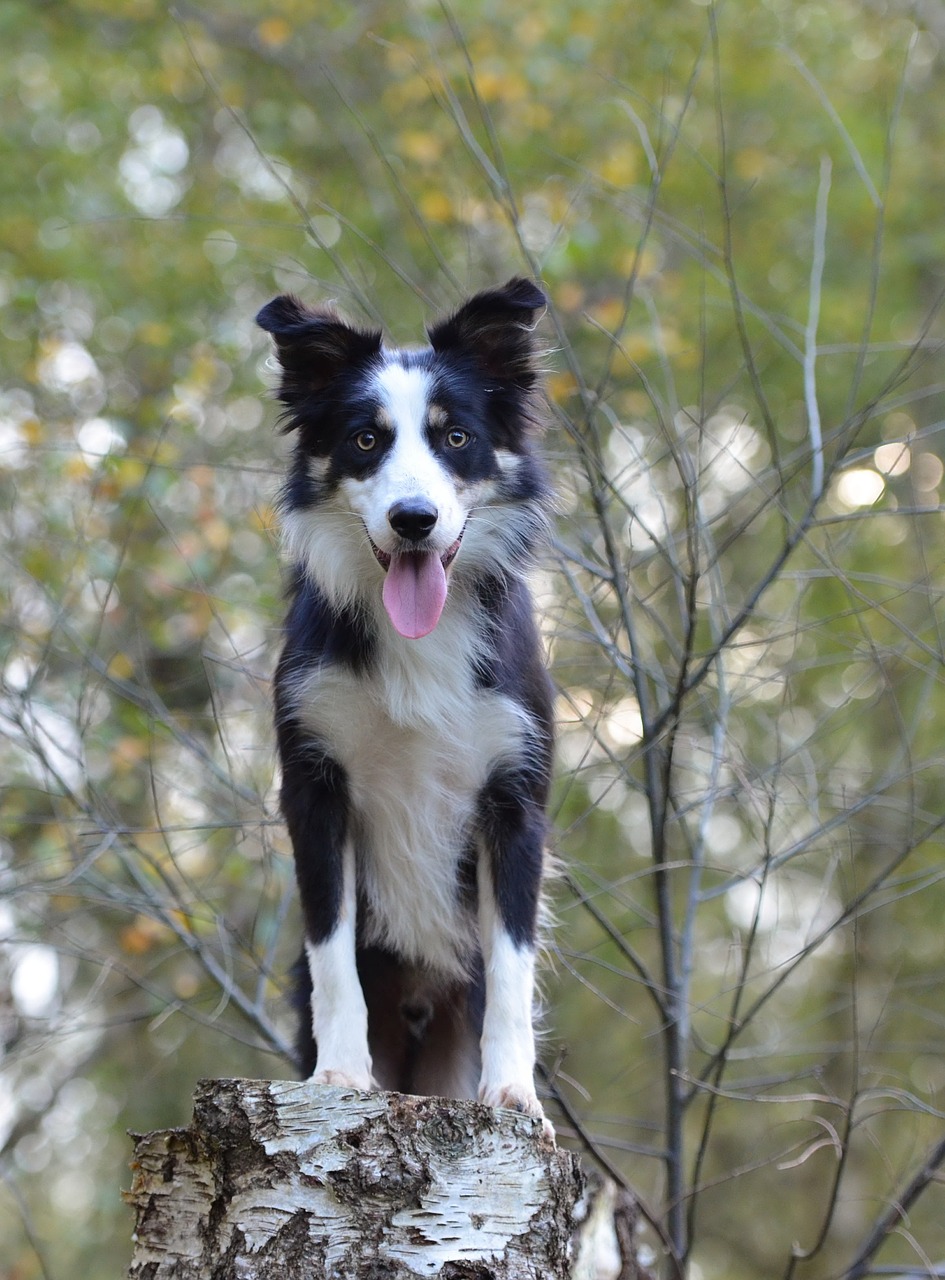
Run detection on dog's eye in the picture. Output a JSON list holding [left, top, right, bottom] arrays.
[[446, 429, 471, 449], [354, 430, 378, 452]]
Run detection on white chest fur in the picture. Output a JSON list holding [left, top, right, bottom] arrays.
[[287, 613, 532, 978]]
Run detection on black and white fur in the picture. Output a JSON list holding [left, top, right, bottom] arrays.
[[257, 278, 553, 1127]]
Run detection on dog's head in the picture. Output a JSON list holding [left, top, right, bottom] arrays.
[[257, 279, 549, 639]]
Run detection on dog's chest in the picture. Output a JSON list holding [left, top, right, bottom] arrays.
[[291, 640, 530, 974]]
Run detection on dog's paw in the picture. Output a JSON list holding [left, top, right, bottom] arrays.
[[310, 1067, 374, 1091], [479, 1082, 556, 1146], [479, 1080, 541, 1115]]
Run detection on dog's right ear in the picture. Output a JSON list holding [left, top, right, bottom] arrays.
[[256, 295, 382, 414]]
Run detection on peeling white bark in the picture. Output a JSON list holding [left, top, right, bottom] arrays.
[[126, 1078, 584, 1279]]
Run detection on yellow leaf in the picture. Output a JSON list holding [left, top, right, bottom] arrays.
[[251, 504, 277, 535], [113, 457, 148, 490], [169, 908, 194, 935], [474, 69, 527, 104], [521, 103, 553, 131], [548, 371, 578, 403], [119, 915, 169, 955], [614, 247, 663, 287], [151, 440, 179, 466], [569, 12, 598, 37], [514, 14, 549, 46], [139, 322, 172, 347], [734, 147, 771, 181], [619, 333, 653, 365], [202, 518, 230, 552], [554, 282, 585, 313], [173, 970, 200, 999], [397, 130, 444, 165], [111, 736, 151, 777], [589, 297, 627, 332], [257, 18, 291, 48], [108, 654, 136, 682], [382, 71, 431, 112], [599, 146, 638, 188], [418, 191, 453, 223]]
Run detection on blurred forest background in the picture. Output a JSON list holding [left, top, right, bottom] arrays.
[[2, 1, 945, 1277]]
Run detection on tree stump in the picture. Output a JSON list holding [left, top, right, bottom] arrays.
[[125, 1078, 585, 1279]]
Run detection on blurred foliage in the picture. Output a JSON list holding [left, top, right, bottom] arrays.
[[2, 1, 944, 1277]]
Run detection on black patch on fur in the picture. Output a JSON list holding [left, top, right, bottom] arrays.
[[291, 950, 317, 1078], [276, 716, 349, 946], [476, 764, 548, 946], [473, 574, 555, 759], [278, 569, 377, 679], [275, 575, 374, 949]]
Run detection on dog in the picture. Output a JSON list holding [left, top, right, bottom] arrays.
[[256, 278, 553, 1129]]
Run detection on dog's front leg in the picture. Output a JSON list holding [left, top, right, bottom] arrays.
[[280, 733, 373, 1090], [477, 772, 549, 1134], [478, 882, 541, 1116], [304, 841, 373, 1090]]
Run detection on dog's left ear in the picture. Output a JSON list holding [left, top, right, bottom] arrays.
[[428, 278, 546, 387]]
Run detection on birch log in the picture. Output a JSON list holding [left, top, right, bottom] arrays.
[[125, 1077, 585, 1279]]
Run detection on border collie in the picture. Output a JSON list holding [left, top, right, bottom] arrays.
[[256, 278, 553, 1131]]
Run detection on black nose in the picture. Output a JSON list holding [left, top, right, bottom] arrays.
[[388, 500, 438, 541]]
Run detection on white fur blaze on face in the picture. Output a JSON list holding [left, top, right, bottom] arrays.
[[305, 845, 373, 1089], [477, 862, 552, 1139], [342, 361, 468, 557]]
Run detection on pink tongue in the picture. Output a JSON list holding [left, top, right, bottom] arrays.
[[382, 551, 448, 639]]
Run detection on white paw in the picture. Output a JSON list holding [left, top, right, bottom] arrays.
[[311, 1067, 374, 1091], [479, 1082, 555, 1145]]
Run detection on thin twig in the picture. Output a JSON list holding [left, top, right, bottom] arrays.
[[843, 1133, 945, 1280], [804, 155, 831, 504]]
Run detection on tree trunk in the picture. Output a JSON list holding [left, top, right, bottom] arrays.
[[125, 1078, 585, 1279]]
